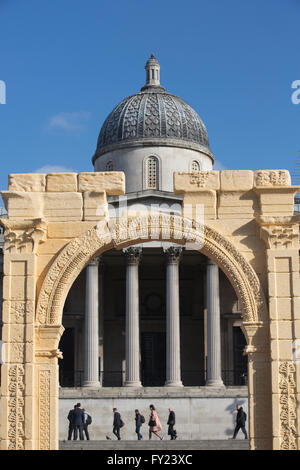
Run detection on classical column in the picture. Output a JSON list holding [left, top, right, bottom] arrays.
[[83, 257, 100, 387], [124, 247, 142, 387], [206, 258, 224, 387], [98, 257, 105, 386], [164, 246, 183, 387]]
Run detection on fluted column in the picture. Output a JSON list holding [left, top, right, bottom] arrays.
[[206, 258, 224, 387], [164, 246, 183, 387], [83, 257, 100, 387], [124, 247, 142, 387]]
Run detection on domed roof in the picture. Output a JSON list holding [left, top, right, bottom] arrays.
[[92, 55, 213, 164]]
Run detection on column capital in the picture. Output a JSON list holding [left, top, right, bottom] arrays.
[[164, 246, 182, 265], [87, 256, 100, 267], [124, 247, 142, 265]]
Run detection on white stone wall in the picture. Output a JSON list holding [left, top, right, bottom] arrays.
[[59, 394, 249, 441], [94, 146, 213, 193]]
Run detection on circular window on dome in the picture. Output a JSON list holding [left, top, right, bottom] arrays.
[[106, 161, 114, 171], [191, 160, 201, 172]]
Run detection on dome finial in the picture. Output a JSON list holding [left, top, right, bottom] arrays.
[[144, 53, 161, 87]]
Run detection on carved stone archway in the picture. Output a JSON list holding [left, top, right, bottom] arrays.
[[36, 213, 267, 327], [33, 213, 270, 450]]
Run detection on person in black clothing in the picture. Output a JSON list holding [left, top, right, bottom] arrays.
[[230, 405, 248, 439], [135, 409, 143, 440], [73, 403, 85, 441], [113, 408, 123, 440], [67, 405, 76, 440], [167, 408, 177, 440]]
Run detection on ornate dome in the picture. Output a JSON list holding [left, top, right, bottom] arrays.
[[92, 55, 213, 164]]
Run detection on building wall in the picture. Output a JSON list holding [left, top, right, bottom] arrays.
[[94, 146, 213, 193], [59, 394, 249, 441]]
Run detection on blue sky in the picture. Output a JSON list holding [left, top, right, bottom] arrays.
[[0, 0, 300, 196]]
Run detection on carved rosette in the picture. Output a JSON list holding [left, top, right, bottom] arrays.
[[7, 365, 25, 450], [279, 362, 297, 450]]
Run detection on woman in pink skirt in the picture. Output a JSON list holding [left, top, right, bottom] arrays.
[[148, 404, 164, 440]]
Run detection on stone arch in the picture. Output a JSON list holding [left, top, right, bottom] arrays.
[[36, 213, 267, 329]]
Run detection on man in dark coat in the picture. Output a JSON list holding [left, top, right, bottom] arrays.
[[167, 408, 177, 440], [113, 408, 123, 440], [67, 405, 76, 440], [231, 405, 248, 439], [73, 403, 85, 441], [135, 409, 143, 440]]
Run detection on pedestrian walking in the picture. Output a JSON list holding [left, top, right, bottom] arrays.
[[67, 404, 76, 440], [135, 409, 145, 440], [148, 404, 163, 440], [82, 408, 92, 440], [167, 408, 177, 440], [113, 408, 124, 440], [229, 405, 248, 440], [73, 403, 85, 441]]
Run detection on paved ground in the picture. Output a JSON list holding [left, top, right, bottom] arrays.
[[59, 439, 249, 450]]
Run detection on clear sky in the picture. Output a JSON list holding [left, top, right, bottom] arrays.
[[0, 0, 300, 196]]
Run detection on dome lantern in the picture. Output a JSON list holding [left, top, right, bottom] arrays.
[[141, 54, 165, 92]]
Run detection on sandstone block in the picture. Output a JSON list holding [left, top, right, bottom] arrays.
[[47, 221, 96, 238], [270, 320, 293, 340], [3, 275, 35, 301], [78, 172, 125, 195], [174, 171, 220, 192], [4, 254, 36, 277], [267, 250, 299, 273], [1, 191, 44, 219], [271, 339, 293, 360], [220, 170, 254, 191], [254, 170, 291, 187], [268, 272, 292, 297], [183, 190, 216, 219], [269, 297, 294, 320], [46, 173, 78, 192], [83, 191, 108, 221], [8, 174, 46, 192], [44, 193, 83, 221]]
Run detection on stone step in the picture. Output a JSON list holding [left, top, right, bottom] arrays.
[[59, 439, 249, 451]]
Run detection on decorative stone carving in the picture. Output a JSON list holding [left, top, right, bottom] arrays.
[[164, 246, 182, 264], [190, 171, 210, 187], [39, 370, 51, 450], [0, 218, 47, 253], [7, 365, 25, 450], [257, 215, 300, 249], [255, 170, 290, 187], [124, 247, 142, 265], [279, 362, 297, 450], [94, 91, 210, 161]]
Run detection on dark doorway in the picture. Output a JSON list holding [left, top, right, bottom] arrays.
[[59, 328, 75, 387], [141, 332, 166, 386], [233, 327, 248, 385]]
